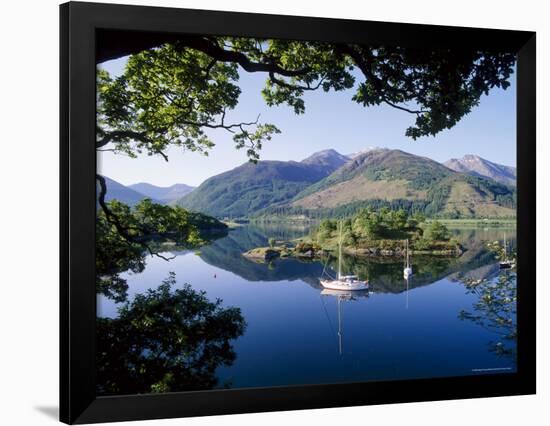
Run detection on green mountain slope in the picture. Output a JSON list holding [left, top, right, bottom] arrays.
[[176, 148, 515, 220], [176, 159, 338, 218], [285, 149, 516, 219], [293, 149, 451, 201]]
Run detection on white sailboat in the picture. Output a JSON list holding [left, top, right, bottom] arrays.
[[499, 232, 512, 269], [403, 239, 413, 278], [320, 221, 369, 291]]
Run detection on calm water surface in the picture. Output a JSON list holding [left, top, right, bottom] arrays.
[[98, 224, 517, 391]]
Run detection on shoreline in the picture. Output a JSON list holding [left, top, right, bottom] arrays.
[[243, 240, 463, 262]]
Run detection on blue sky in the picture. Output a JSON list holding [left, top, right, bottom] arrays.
[[98, 54, 516, 187]]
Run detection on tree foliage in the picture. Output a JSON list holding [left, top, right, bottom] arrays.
[[313, 208, 458, 254], [97, 37, 516, 167], [96, 197, 227, 302], [97, 272, 246, 395], [424, 220, 451, 242], [97, 43, 280, 163], [459, 272, 517, 360], [316, 207, 426, 244]]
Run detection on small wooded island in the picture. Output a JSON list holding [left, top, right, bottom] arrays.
[[243, 208, 463, 262]]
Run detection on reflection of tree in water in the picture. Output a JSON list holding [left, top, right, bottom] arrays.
[[97, 272, 246, 395], [95, 200, 244, 396], [458, 271, 517, 361], [199, 226, 325, 284], [198, 225, 506, 294], [330, 253, 469, 293], [96, 208, 146, 302], [96, 199, 228, 303]]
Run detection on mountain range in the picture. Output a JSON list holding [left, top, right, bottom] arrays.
[[128, 182, 195, 203], [100, 148, 516, 220], [287, 149, 515, 218], [177, 149, 516, 219], [100, 178, 195, 206]]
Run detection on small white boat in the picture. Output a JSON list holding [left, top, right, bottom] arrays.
[[320, 221, 369, 291], [403, 239, 413, 278]]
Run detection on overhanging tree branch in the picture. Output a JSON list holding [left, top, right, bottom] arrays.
[[173, 36, 310, 77], [96, 174, 175, 261], [97, 130, 149, 149], [335, 44, 426, 115]]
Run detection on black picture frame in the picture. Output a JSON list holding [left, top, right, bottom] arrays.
[[60, 1, 536, 424]]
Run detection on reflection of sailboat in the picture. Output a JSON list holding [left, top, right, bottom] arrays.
[[320, 221, 369, 291], [403, 239, 413, 278], [499, 232, 512, 269], [320, 289, 369, 355]]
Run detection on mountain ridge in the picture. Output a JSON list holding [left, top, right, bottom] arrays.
[[129, 182, 195, 204], [291, 148, 452, 203], [444, 154, 516, 187], [176, 154, 347, 218], [103, 148, 516, 220], [300, 149, 350, 174], [281, 149, 516, 219], [99, 176, 154, 206]]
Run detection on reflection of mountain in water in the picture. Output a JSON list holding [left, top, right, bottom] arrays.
[[198, 225, 514, 294], [199, 225, 324, 288], [446, 263, 500, 283]]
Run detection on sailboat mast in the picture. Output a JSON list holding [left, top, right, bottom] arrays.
[[405, 239, 410, 268], [338, 221, 343, 280]]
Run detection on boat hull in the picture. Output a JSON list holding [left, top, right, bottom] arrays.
[[320, 279, 369, 291]]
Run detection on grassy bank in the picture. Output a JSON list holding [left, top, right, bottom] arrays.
[[430, 218, 516, 228]]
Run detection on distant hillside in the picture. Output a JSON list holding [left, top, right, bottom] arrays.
[[283, 149, 516, 219], [444, 155, 516, 187], [129, 182, 195, 204], [99, 176, 150, 206], [177, 150, 348, 218]]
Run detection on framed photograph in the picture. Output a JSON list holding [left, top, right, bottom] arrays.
[[60, 1, 536, 424]]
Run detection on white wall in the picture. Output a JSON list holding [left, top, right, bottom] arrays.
[[0, 0, 546, 425]]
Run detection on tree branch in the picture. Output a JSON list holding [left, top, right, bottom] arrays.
[[335, 44, 426, 115], [174, 36, 310, 77], [96, 174, 175, 261], [268, 71, 326, 91], [96, 130, 149, 149], [98, 116, 262, 149]]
